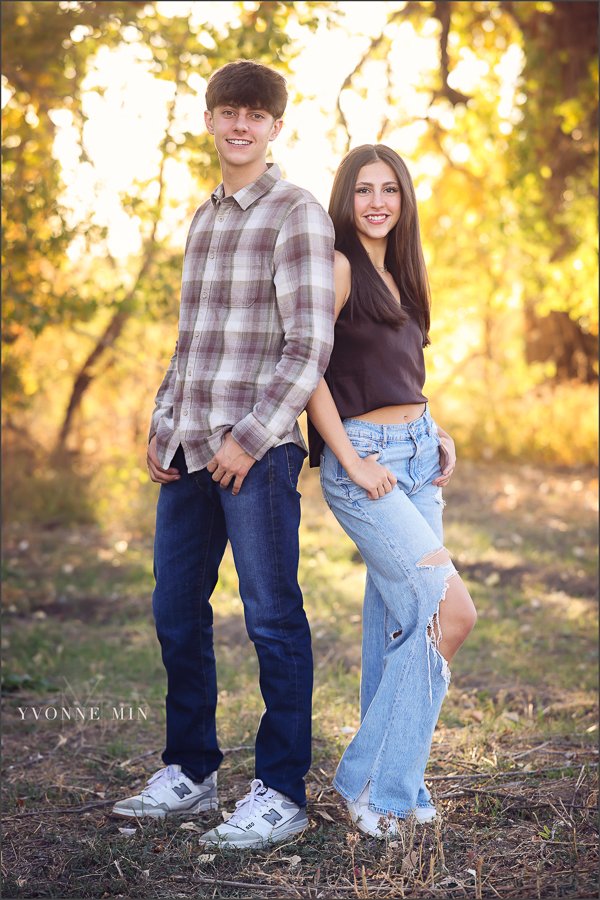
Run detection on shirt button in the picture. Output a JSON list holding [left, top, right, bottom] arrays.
[[209, 253, 214, 259], [194, 331, 199, 337], [218, 216, 224, 221], [182, 411, 188, 416], [202, 292, 207, 298], [187, 370, 192, 376]]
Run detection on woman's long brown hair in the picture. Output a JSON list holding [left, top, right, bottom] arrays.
[[329, 144, 431, 345]]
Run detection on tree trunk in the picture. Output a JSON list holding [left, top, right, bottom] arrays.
[[524, 305, 597, 382], [55, 307, 132, 450], [507, 0, 599, 383], [55, 91, 176, 452]]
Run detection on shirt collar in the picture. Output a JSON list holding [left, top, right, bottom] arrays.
[[211, 163, 281, 210]]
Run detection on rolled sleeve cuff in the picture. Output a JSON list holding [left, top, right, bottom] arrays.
[[232, 413, 281, 461], [149, 409, 166, 442], [148, 417, 160, 444]]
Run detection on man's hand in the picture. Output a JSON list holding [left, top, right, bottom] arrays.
[[207, 432, 256, 495], [147, 435, 180, 484]]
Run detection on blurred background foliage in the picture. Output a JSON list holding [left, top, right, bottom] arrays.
[[1, 0, 598, 529]]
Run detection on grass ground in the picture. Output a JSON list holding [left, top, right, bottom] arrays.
[[1, 459, 598, 898]]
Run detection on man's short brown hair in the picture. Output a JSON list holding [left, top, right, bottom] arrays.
[[205, 59, 287, 120]]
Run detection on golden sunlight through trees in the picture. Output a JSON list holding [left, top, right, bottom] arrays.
[[2, 1, 597, 495]]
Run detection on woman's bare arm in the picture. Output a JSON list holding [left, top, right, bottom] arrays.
[[306, 252, 397, 500]]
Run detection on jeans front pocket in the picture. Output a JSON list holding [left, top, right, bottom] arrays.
[[335, 439, 378, 483], [428, 421, 446, 479]]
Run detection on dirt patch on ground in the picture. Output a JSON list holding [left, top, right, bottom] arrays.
[[2, 459, 597, 897], [1, 723, 598, 899]]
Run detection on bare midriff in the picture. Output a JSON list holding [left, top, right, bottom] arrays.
[[352, 403, 427, 425]]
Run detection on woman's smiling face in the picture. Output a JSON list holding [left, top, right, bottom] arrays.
[[353, 159, 401, 241]]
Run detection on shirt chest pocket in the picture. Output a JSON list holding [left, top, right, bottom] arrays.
[[221, 260, 265, 308]]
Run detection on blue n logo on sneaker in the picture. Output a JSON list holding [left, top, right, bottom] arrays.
[[262, 808, 283, 826], [172, 783, 192, 800]]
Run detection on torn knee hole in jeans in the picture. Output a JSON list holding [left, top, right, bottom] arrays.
[[417, 546, 458, 699], [417, 547, 453, 569]]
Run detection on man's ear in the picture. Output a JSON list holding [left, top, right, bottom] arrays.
[[269, 118, 284, 142], [204, 109, 214, 134]]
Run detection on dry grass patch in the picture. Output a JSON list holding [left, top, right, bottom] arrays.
[[1, 722, 598, 898], [2, 458, 597, 897]]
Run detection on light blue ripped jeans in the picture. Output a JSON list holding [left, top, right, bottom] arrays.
[[319, 407, 457, 818]]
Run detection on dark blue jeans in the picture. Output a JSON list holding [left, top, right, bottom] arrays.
[[152, 442, 312, 807]]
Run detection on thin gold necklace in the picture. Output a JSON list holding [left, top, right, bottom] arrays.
[[367, 251, 387, 273]]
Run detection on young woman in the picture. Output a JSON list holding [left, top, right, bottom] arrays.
[[306, 144, 477, 835]]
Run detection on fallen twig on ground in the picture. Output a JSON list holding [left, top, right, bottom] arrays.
[[4, 799, 116, 819], [427, 764, 598, 781]]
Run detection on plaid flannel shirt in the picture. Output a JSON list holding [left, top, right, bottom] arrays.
[[150, 164, 336, 472]]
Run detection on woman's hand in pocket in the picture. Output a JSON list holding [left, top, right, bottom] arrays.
[[433, 433, 456, 487], [349, 453, 397, 500]]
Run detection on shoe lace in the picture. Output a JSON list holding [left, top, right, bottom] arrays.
[[142, 765, 179, 795], [228, 779, 271, 825]]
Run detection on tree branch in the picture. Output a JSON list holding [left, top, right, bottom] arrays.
[[427, 119, 485, 188], [376, 58, 395, 143], [431, 1, 471, 107], [334, 3, 421, 151], [334, 1, 470, 152], [55, 91, 176, 452]]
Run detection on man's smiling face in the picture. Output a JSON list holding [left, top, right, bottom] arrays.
[[204, 105, 283, 170]]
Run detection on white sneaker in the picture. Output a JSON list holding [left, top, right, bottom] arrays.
[[414, 804, 437, 824], [347, 783, 436, 837], [112, 765, 218, 818], [198, 778, 308, 849]]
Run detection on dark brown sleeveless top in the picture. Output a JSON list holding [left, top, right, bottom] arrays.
[[307, 295, 427, 467]]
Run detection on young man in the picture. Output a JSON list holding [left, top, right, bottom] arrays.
[[112, 60, 335, 848]]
